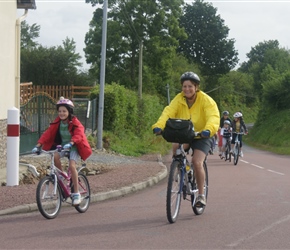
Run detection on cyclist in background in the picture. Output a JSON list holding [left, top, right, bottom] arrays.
[[152, 71, 220, 207], [218, 111, 232, 157], [231, 111, 248, 157], [220, 120, 232, 159], [32, 97, 92, 206]]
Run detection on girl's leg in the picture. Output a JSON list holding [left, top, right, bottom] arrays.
[[54, 152, 63, 171], [69, 159, 81, 206], [69, 159, 79, 193], [239, 135, 244, 157], [231, 133, 236, 151]]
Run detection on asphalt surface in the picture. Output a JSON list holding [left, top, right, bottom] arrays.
[[0, 155, 168, 216]]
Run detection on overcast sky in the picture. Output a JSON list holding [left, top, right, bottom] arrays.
[[17, 0, 290, 70]]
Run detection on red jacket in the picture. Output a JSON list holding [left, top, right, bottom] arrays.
[[38, 116, 92, 161]]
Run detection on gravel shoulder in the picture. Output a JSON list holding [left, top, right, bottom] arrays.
[[0, 150, 167, 212]]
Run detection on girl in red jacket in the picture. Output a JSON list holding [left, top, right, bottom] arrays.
[[32, 97, 92, 206]]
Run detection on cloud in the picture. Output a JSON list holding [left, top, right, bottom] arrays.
[[210, 1, 290, 66], [18, 1, 96, 70], [18, 0, 290, 71]]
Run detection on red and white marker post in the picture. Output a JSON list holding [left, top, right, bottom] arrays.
[[6, 107, 20, 186]]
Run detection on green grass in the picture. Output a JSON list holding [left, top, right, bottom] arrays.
[[244, 109, 290, 155], [90, 109, 290, 157], [93, 130, 171, 157]]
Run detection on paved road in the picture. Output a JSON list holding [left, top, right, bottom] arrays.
[[1, 144, 290, 249]]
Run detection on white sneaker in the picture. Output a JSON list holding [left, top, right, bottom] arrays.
[[72, 193, 81, 206], [195, 195, 206, 207], [221, 153, 225, 159], [239, 151, 244, 157]]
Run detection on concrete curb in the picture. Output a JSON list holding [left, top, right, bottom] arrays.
[[0, 155, 167, 216]]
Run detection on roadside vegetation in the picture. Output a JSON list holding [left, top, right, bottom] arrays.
[[20, 0, 290, 157]]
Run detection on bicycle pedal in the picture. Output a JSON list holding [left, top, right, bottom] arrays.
[[195, 202, 205, 208]]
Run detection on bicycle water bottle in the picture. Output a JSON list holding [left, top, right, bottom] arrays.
[[186, 162, 193, 182], [186, 162, 191, 173]]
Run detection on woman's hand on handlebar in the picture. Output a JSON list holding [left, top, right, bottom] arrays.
[[153, 127, 162, 135], [200, 130, 211, 138]]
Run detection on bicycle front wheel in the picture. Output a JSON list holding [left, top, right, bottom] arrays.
[[233, 143, 240, 165], [73, 173, 91, 213], [36, 176, 62, 219], [192, 161, 208, 215], [166, 160, 182, 223]]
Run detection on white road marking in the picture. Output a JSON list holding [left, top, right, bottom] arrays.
[[251, 164, 264, 169], [240, 160, 249, 163], [267, 169, 285, 175], [226, 214, 290, 247]]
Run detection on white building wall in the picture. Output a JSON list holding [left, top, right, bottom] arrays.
[[0, 2, 16, 119], [0, 1, 17, 169]]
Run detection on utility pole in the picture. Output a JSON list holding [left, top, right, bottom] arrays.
[[166, 84, 170, 104], [138, 40, 143, 99], [97, 0, 108, 149]]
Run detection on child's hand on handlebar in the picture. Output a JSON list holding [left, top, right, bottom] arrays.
[[32, 146, 41, 155], [63, 143, 73, 149]]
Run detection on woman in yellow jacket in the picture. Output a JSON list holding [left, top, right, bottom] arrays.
[[152, 71, 220, 207]]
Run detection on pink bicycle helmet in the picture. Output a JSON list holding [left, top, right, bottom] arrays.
[[233, 112, 242, 118], [56, 96, 74, 114]]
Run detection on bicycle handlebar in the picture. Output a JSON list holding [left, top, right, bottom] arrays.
[[232, 132, 246, 135], [155, 130, 201, 138], [34, 146, 71, 156]]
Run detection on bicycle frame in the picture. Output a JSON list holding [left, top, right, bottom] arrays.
[[223, 137, 232, 162], [166, 142, 208, 223], [36, 148, 91, 219], [41, 150, 71, 198], [232, 132, 243, 165]]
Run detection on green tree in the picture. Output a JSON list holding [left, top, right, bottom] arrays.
[[21, 38, 91, 86], [84, 0, 186, 96], [239, 40, 280, 72], [239, 40, 290, 97], [21, 20, 40, 50], [178, 0, 238, 76]]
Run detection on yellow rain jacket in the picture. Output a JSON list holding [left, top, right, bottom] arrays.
[[152, 91, 220, 138]]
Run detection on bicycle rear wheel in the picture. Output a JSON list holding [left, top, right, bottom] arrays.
[[192, 161, 208, 215], [72, 173, 91, 213], [36, 176, 62, 219], [233, 143, 240, 165], [166, 160, 182, 223], [225, 142, 231, 162]]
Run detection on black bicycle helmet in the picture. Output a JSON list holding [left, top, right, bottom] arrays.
[[180, 72, 200, 84], [223, 111, 229, 116]]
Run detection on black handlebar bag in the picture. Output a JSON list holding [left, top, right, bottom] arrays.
[[162, 118, 194, 144]]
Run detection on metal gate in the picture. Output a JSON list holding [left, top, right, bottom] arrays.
[[20, 94, 97, 155]]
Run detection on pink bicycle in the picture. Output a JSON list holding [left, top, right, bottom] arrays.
[[35, 147, 91, 219]]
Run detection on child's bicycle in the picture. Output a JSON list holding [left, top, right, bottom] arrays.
[[224, 137, 232, 162], [166, 136, 208, 223], [232, 132, 244, 165], [34, 147, 91, 219]]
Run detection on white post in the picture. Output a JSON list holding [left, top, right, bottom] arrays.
[[6, 107, 20, 186]]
